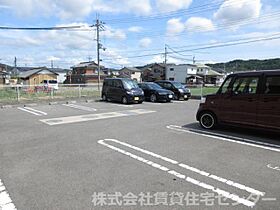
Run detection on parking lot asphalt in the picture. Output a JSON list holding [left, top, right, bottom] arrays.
[[0, 100, 279, 210]]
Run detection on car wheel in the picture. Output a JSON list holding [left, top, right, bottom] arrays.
[[199, 112, 217, 129], [150, 94, 157, 102], [122, 96, 128, 104], [102, 94, 107, 101]]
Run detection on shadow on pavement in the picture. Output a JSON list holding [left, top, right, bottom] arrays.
[[182, 122, 280, 147]]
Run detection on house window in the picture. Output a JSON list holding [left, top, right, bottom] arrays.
[[169, 77, 174, 81], [131, 72, 135, 74], [170, 68, 174, 71]]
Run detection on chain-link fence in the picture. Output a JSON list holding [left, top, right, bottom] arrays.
[[0, 84, 101, 104]]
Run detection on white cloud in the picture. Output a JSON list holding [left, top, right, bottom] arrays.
[[47, 56, 61, 61], [1, 0, 53, 17], [156, 0, 192, 12], [128, 26, 143, 33], [56, 0, 95, 19], [102, 49, 130, 66], [102, 26, 126, 40], [139, 38, 152, 48], [166, 18, 185, 35], [185, 17, 215, 32], [123, 0, 152, 15], [0, 0, 152, 19], [214, 0, 262, 25]]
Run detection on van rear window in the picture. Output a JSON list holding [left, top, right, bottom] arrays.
[[265, 76, 280, 94]]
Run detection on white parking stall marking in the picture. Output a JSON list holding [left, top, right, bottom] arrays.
[[23, 107, 47, 115], [167, 125, 280, 153], [17, 107, 47, 116], [110, 104, 134, 108], [172, 101, 186, 104], [0, 179, 17, 210], [144, 103, 162, 106], [40, 109, 156, 125], [98, 139, 263, 207], [267, 164, 280, 172], [62, 104, 97, 112]]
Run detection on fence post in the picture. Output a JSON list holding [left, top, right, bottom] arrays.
[[51, 88, 54, 99], [78, 85, 81, 98], [16, 85, 20, 102]]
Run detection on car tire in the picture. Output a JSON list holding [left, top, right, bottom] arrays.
[[102, 94, 107, 101], [150, 94, 157, 102], [122, 96, 128, 104], [199, 112, 217, 129]]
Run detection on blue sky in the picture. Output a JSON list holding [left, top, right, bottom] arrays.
[[0, 0, 280, 69]]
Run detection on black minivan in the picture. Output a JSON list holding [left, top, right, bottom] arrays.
[[102, 78, 144, 104]]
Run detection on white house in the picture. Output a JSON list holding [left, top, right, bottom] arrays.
[[119, 67, 142, 82], [166, 64, 197, 83], [196, 64, 225, 86], [50, 68, 71, 83]]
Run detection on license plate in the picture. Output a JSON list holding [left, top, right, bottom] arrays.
[[168, 95, 173, 98], [184, 95, 188, 98], [134, 97, 139, 101]]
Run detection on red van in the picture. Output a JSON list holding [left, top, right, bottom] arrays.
[[196, 70, 280, 131]]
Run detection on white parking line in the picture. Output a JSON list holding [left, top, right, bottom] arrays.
[[0, 179, 17, 210], [144, 103, 162, 106], [267, 164, 280, 172], [167, 125, 280, 153], [23, 107, 47, 115], [40, 109, 156, 125], [110, 104, 134, 108], [17, 107, 47, 116], [98, 139, 263, 207], [172, 101, 186, 104], [62, 104, 97, 112]]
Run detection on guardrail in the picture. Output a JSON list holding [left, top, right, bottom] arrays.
[[0, 84, 101, 104]]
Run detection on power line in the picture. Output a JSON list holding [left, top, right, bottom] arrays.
[[105, 0, 245, 24], [128, 11, 280, 39], [0, 25, 92, 30], [103, 34, 280, 60]]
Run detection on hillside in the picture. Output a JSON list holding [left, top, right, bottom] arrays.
[[207, 58, 280, 72]]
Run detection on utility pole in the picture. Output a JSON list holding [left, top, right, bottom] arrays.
[[51, 60, 54, 69], [14, 57, 17, 67], [164, 44, 168, 80], [164, 44, 167, 66], [94, 15, 106, 91], [193, 56, 196, 64]]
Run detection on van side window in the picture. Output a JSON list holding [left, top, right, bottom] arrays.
[[107, 80, 113, 87], [114, 80, 123, 88], [220, 77, 233, 94], [232, 77, 259, 95], [265, 76, 280, 94]]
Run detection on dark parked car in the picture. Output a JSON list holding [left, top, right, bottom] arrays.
[[155, 80, 191, 100], [102, 78, 144, 104], [196, 70, 280, 131], [138, 82, 174, 102]]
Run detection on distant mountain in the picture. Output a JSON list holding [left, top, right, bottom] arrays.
[[207, 58, 280, 72]]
